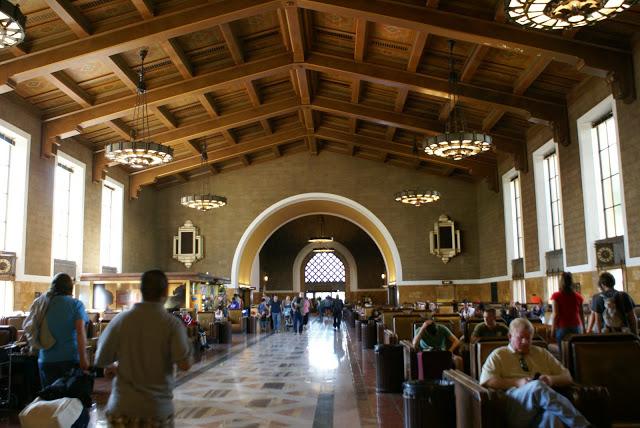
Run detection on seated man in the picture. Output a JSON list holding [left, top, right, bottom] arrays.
[[480, 318, 591, 428], [412, 319, 463, 370], [471, 308, 509, 342]]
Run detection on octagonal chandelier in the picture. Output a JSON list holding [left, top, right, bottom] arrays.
[[180, 143, 227, 211], [394, 190, 440, 207], [423, 40, 492, 161], [506, 0, 638, 30], [0, 0, 26, 49], [105, 48, 173, 169]]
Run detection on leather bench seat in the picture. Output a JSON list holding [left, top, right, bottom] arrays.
[[227, 309, 243, 334], [563, 334, 640, 426]]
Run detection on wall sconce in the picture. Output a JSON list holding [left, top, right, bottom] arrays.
[[263, 274, 269, 282]]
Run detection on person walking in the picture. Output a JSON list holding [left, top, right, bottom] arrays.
[[292, 295, 304, 334], [36, 273, 90, 428], [302, 295, 310, 330], [258, 297, 269, 332], [332, 296, 344, 330], [550, 271, 584, 349], [95, 270, 192, 426], [270, 295, 282, 333]]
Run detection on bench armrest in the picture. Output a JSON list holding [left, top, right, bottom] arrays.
[[555, 384, 610, 428]]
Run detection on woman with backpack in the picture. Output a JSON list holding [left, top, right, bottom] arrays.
[[550, 271, 585, 348]]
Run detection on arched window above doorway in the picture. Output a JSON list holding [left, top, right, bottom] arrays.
[[305, 252, 346, 283]]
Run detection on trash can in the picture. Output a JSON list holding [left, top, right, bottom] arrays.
[[216, 321, 232, 344], [247, 316, 258, 334], [362, 320, 377, 349], [374, 344, 404, 393], [403, 380, 455, 428]]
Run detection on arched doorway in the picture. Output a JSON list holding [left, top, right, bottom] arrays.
[[231, 193, 402, 288]]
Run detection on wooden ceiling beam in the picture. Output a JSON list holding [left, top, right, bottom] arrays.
[[302, 106, 315, 132], [354, 18, 368, 62], [44, 54, 290, 140], [272, 145, 281, 157], [240, 154, 251, 166], [245, 81, 261, 106], [305, 53, 567, 132], [92, 152, 108, 183], [306, 135, 318, 155], [47, 71, 93, 107], [482, 108, 505, 132], [513, 55, 553, 96], [460, 45, 490, 83], [394, 86, 409, 112], [293, 66, 311, 105], [197, 93, 220, 118], [315, 127, 486, 172], [284, 5, 305, 62], [277, 8, 292, 52], [44, 0, 92, 38], [425, 0, 439, 7], [129, 127, 305, 198], [131, 0, 155, 20], [159, 38, 193, 79], [351, 78, 361, 104], [438, 99, 454, 122], [208, 164, 219, 174], [185, 139, 202, 156], [220, 22, 245, 65], [103, 54, 138, 93], [149, 105, 178, 129], [312, 96, 522, 156], [494, 0, 506, 23], [150, 98, 299, 146], [222, 129, 236, 145], [261, 119, 272, 134], [0, 0, 280, 89], [407, 31, 428, 73], [297, 0, 635, 102], [106, 119, 133, 140]]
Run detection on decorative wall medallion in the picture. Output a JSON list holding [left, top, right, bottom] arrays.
[[429, 214, 462, 264], [173, 220, 203, 269]]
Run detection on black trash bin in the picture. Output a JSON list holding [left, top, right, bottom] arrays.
[[374, 344, 404, 393], [362, 320, 377, 349], [403, 380, 456, 428], [216, 321, 232, 344], [247, 316, 258, 334]]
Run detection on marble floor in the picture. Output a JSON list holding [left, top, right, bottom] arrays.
[[1, 317, 404, 428]]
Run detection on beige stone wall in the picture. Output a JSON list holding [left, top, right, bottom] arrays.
[[151, 151, 482, 281], [13, 281, 50, 312], [476, 181, 507, 278]]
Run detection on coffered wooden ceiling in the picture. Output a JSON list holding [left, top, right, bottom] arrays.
[[1, 0, 638, 198]]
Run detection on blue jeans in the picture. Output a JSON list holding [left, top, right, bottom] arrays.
[[38, 361, 90, 428], [272, 313, 281, 331], [505, 380, 591, 428], [555, 326, 581, 349], [293, 312, 303, 334]]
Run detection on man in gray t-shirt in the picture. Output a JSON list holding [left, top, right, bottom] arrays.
[[95, 270, 192, 424]]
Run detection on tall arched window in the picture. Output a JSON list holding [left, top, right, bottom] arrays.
[[305, 252, 346, 284]]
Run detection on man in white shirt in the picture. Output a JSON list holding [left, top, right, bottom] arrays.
[[480, 318, 591, 428], [96, 270, 192, 426]]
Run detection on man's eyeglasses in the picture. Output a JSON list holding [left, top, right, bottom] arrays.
[[519, 356, 530, 372]]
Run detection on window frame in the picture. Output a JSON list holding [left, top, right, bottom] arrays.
[[100, 177, 124, 273]]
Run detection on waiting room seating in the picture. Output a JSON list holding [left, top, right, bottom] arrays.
[[469, 338, 547, 382], [401, 320, 457, 381], [443, 369, 609, 428], [0, 325, 17, 347], [227, 309, 243, 333], [562, 333, 640, 426]]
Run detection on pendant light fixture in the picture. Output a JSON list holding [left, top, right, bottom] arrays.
[[395, 140, 441, 207], [308, 216, 333, 243], [180, 143, 227, 211], [105, 48, 174, 168], [0, 0, 26, 48], [423, 40, 492, 161], [505, 0, 638, 30]]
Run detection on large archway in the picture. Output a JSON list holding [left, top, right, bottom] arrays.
[[231, 193, 402, 287]]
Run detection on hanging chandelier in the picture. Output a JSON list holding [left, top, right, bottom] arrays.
[[308, 216, 333, 243], [180, 143, 227, 211], [505, 0, 638, 30], [0, 0, 26, 48], [423, 40, 492, 161], [105, 48, 173, 168], [394, 189, 440, 207]]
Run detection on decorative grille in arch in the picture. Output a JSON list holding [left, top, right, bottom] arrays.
[[305, 252, 346, 283]]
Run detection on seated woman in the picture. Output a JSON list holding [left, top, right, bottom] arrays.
[[214, 306, 226, 321], [412, 319, 463, 370]]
